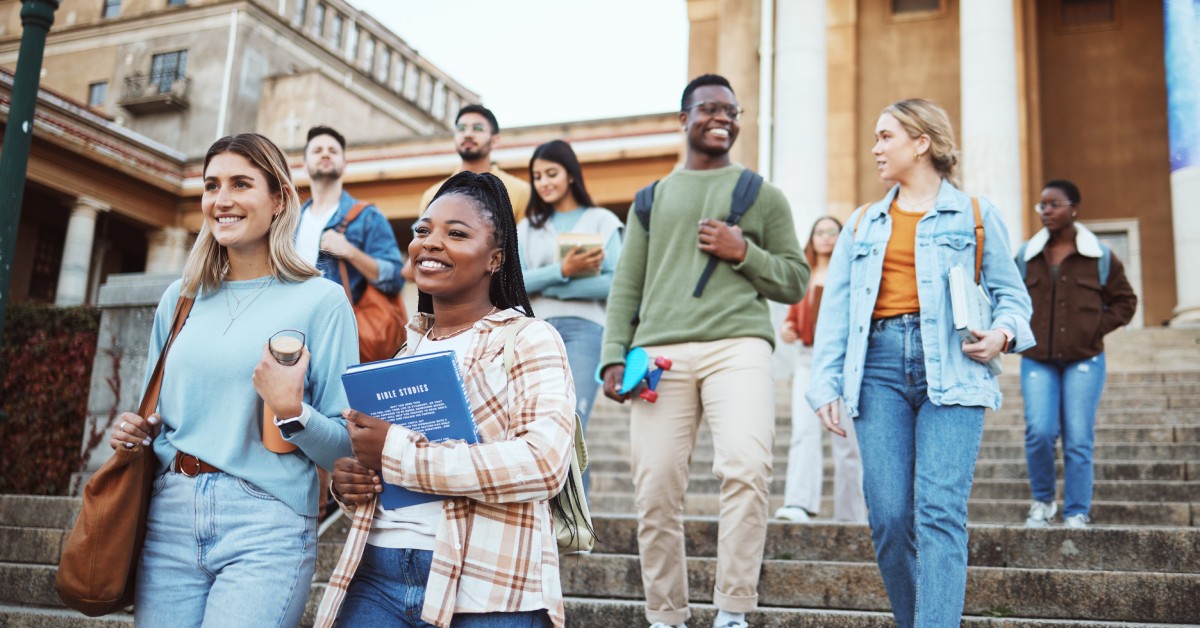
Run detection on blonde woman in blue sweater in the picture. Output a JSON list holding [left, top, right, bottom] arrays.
[[109, 133, 357, 627]]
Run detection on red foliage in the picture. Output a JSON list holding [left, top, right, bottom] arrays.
[[0, 303, 100, 495]]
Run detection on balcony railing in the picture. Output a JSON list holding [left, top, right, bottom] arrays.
[[119, 72, 191, 114]]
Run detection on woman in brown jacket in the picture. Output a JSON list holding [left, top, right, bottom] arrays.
[[1017, 179, 1137, 529]]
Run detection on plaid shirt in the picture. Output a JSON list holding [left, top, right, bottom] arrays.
[[315, 309, 575, 628]]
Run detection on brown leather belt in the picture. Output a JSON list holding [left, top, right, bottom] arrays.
[[173, 451, 221, 477]]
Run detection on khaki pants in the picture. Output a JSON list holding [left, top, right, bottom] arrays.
[[630, 337, 776, 625]]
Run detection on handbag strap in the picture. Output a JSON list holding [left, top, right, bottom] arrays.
[[499, 318, 588, 471], [137, 295, 194, 421], [971, 196, 983, 285], [336, 202, 372, 304]]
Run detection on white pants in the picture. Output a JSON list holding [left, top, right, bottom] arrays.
[[784, 344, 868, 522]]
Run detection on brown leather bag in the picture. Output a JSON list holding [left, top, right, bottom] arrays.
[[56, 295, 193, 616], [337, 202, 407, 363]]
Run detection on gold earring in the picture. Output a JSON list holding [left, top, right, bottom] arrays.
[[913, 152, 922, 162]]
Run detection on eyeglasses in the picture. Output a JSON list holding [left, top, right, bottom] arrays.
[[455, 123, 488, 134], [685, 101, 744, 121], [1033, 200, 1076, 214]]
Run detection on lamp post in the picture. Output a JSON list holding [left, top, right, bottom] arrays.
[[0, 0, 59, 424], [0, 0, 61, 340]]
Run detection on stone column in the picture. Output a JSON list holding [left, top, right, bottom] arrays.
[[54, 196, 109, 306], [145, 226, 191, 275], [959, 0, 1023, 250], [1165, 0, 1200, 327], [773, 0, 827, 238], [716, 0, 760, 171]]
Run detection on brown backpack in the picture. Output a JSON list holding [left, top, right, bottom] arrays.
[[337, 202, 407, 362]]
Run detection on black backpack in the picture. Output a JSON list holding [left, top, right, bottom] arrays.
[[633, 168, 764, 298]]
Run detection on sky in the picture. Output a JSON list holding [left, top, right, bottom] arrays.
[[346, 1, 689, 128]]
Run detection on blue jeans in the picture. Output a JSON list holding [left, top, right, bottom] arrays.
[[1021, 354, 1106, 517], [546, 316, 602, 495], [134, 471, 317, 627], [855, 315, 985, 628], [336, 545, 552, 627]]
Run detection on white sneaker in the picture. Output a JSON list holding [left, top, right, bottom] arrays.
[[773, 506, 812, 523], [1063, 514, 1090, 529], [714, 622, 748, 628], [649, 623, 686, 628], [1024, 500, 1057, 528]]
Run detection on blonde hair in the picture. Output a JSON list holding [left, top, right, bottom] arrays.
[[182, 133, 320, 297], [883, 98, 961, 187]]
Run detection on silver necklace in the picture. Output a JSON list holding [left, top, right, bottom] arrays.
[[222, 277, 274, 335]]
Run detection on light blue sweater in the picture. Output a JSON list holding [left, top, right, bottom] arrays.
[[517, 207, 623, 325], [145, 276, 357, 516]]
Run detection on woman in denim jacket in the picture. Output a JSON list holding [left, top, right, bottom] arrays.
[[806, 99, 1034, 627]]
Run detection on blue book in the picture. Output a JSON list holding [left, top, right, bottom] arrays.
[[341, 350, 477, 510]]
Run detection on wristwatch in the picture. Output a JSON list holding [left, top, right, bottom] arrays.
[[1001, 329, 1017, 353], [275, 407, 309, 437]]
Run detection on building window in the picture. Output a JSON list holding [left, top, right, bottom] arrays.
[[345, 21, 359, 59], [313, 3, 325, 36], [1060, 0, 1117, 29], [167, 0, 186, 6], [103, 0, 121, 18], [88, 81, 108, 107], [29, 226, 64, 303], [293, 0, 307, 28], [363, 36, 376, 72], [331, 12, 343, 46], [889, 0, 946, 21], [150, 50, 188, 94]]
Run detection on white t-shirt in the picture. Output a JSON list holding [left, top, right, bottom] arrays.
[[366, 329, 476, 550], [296, 202, 339, 266]]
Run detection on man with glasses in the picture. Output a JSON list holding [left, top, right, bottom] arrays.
[[416, 104, 529, 220], [600, 74, 809, 628]]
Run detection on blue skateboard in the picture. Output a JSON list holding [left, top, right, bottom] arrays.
[[596, 347, 672, 403]]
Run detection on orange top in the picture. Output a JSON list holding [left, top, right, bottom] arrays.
[[872, 199, 924, 319]]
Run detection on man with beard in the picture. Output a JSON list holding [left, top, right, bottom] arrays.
[[599, 74, 808, 628], [297, 125, 403, 302], [417, 104, 530, 220]]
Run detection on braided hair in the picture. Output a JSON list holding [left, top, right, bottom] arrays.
[[419, 171, 534, 318]]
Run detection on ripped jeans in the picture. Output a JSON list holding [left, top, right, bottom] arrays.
[[1021, 353, 1107, 517]]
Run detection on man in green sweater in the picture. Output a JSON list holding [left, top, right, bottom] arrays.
[[600, 74, 809, 628]]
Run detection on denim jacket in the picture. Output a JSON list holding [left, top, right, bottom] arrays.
[[806, 181, 1034, 417], [299, 190, 404, 303]]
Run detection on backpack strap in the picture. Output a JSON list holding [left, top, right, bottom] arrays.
[[335, 201, 372, 303], [971, 197, 983, 284], [633, 181, 658, 232], [693, 169, 764, 298], [500, 319, 587, 472]]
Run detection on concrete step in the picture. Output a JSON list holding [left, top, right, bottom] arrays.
[[0, 527, 64, 565], [0, 497, 79, 529], [586, 492, 1196, 526], [561, 554, 1200, 623], [0, 604, 132, 627], [587, 472, 1200, 504], [586, 455, 1197, 481], [586, 517, 1200, 573], [562, 597, 1187, 627]]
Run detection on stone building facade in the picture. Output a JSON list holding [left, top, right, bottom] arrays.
[[687, 0, 1198, 327]]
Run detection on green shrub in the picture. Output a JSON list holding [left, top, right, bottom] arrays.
[[0, 302, 100, 495]]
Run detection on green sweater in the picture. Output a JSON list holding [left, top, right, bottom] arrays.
[[601, 164, 809, 368]]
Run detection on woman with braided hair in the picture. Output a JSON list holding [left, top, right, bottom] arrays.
[[315, 171, 577, 628]]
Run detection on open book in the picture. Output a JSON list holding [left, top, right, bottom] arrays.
[[948, 264, 1003, 376], [342, 351, 477, 509]]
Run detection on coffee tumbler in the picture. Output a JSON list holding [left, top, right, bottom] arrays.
[[263, 330, 306, 454]]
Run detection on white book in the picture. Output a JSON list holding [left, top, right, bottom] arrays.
[[948, 264, 1003, 376]]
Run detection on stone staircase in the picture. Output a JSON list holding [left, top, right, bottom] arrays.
[[1, 328, 1197, 626]]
